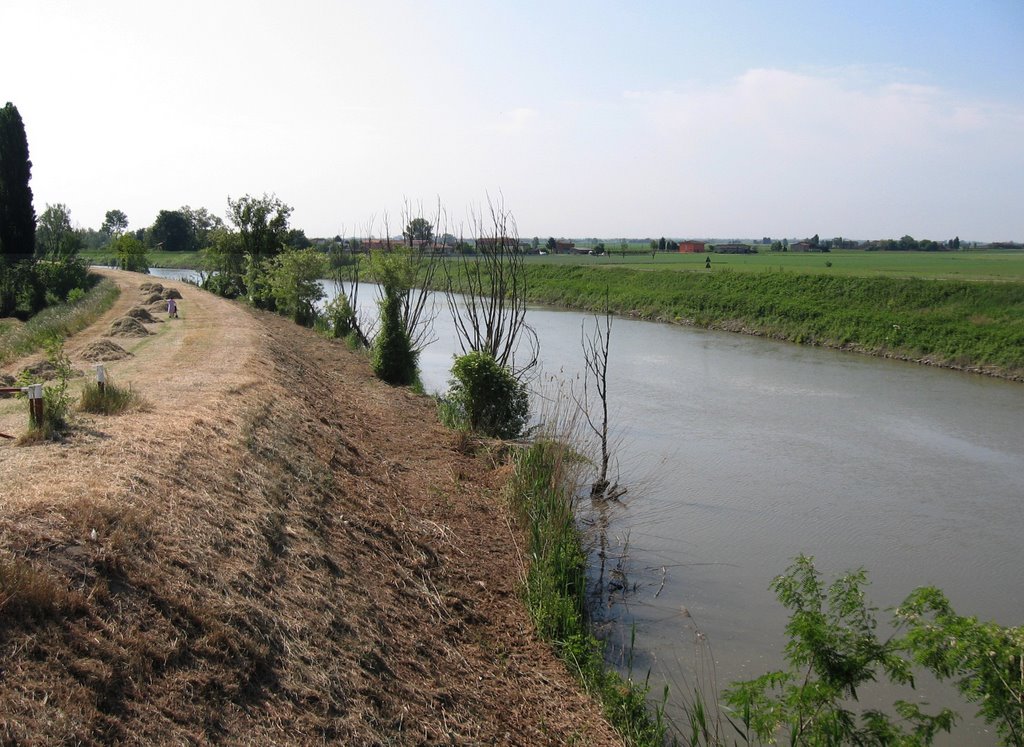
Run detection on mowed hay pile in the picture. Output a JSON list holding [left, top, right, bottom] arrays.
[[0, 310, 618, 745], [80, 340, 132, 362], [138, 282, 163, 294], [107, 317, 151, 338], [125, 306, 160, 323]]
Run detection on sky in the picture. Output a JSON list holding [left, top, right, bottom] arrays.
[[2, 0, 1023, 242]]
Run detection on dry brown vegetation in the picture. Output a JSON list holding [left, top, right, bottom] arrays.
[[0, 270, 620, 745]]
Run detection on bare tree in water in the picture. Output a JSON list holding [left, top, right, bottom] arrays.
[[577, 289, 624, 500]]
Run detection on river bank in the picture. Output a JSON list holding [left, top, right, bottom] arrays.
[[516, 264, 1024, 382], [140, 254, 1024, 381], [0, 271, 621, 744]]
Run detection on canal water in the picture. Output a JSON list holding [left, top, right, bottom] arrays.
[[154, 269, 1023, 743]]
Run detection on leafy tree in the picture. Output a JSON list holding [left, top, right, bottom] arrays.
[[0, 102, 35, 264], [179, 205, 223, 248], [546, 237, 557, 252], [531, 236, 540, 251], [896, 588, 1024, 746], [658, 236, 666, 253], [371, 291, 418, 386], [899, 234, 918, 251], [113, 234, 149, 273], [284, 228, 311, 249], [403, 216, 433, 243], [266, 248, 325, 326], [953, 236, 961, 250], [150, 209, 195, 252], [201, 227, 246, 298], [726, 556, 957, 746], [227, 193, 291, 263], [810, 233, 820, 249], [666, 239, 678, 252], [101, 209, 128, 238], [35, 203, 82, 261]]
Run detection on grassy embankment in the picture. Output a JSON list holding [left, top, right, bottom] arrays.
[[0, 276, 119, 366], [508, 440, 668, 746], [514, 263, 1024, 378]]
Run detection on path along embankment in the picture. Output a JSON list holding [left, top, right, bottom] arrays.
[[0, 270, 620, 745]]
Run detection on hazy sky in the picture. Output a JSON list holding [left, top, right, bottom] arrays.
[[3, 0, 1023, 241]]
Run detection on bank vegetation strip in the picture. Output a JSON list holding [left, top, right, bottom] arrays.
[[509, 265, 1024, 379]]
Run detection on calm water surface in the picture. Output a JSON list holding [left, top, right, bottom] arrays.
[[155, 269, 1023, 743]]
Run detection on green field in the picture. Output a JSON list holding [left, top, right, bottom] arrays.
[[529, 249, 1024, 282], [80, 248, 204, 270]]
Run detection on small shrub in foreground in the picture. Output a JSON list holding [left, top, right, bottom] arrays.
[[79, 377, 147, 415], [17, 335, 73, 441]]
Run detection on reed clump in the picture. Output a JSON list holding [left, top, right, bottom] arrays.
[[508, 439, 668, 746]]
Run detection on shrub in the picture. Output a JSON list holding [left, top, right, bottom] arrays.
[[79, 377, 146, 415], [444, 350, 529, 439], [371, 293, 418, 385], [724, 555, 957, 745], [113, 234, 150, 273], [323, 292, 357, 340], [266, 248, 326, 326], [17, 334, 73, 440]]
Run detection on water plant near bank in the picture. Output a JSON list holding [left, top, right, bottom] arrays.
[[508, 439, 669, 746]]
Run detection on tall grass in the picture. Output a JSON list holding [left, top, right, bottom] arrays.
[[79, 377, 148, 415], [508, 439, 670, 745], [0, 276, 119, 366]]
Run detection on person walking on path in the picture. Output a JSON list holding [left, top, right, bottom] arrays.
[[167, 297, 178, 318]]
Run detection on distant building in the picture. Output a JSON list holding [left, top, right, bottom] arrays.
[[677, 240, 705, 253], [790, 241, 815, 252], [555, 239, 575, 254], [712, 242, 756, 254]]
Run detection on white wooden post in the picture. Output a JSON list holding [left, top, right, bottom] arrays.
[[23, 383, 44, 425], [96, 365, 107, 393]]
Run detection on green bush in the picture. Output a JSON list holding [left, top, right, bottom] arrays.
[[371, 293, 417, 385], [724, 555, 958, 745], [113, 234, 150, 273], [323, 292, 357, 340], [17, 335, 73, 440], [266, 248, 326, 326], [444, 350, 529, 439]]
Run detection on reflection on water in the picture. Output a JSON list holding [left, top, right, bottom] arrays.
[[156, 270, 1023, 743]]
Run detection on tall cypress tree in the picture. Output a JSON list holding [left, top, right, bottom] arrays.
[[0, 102, 36, 263]]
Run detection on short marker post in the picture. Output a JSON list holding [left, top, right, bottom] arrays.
[[23, 383, 43, 426], [96, 365, 107, 394]]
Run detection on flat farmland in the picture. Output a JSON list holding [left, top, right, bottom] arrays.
[[529, 250, 1024, 282]]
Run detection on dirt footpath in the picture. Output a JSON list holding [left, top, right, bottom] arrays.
[[0, 270, 621, 745]]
